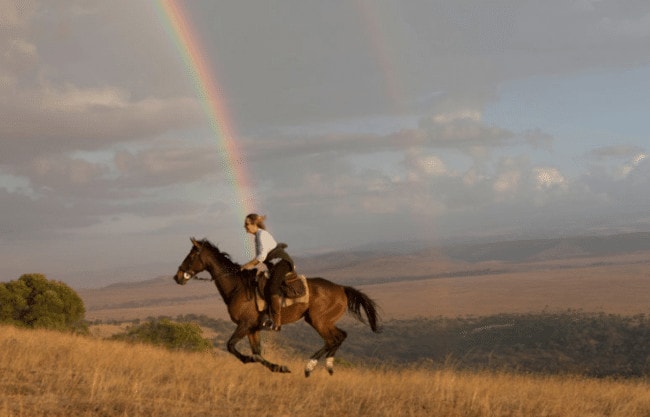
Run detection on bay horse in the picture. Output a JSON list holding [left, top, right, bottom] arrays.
[[174, 237, 381, 376]]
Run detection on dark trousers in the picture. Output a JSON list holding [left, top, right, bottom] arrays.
[[265, 259, 292, 298]]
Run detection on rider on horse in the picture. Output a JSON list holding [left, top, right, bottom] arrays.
[[240, 213, 294, 331]]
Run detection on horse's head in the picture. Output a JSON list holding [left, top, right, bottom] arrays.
[[174, 237, 207, 285]]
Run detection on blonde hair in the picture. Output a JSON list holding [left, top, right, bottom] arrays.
[[245, 213, 267, 230]]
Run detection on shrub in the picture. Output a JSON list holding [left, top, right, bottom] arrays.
[[112, 318, 213, 352], [0, 273, 86, 333]]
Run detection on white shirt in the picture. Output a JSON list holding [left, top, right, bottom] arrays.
[[255, 228, 277, 263]]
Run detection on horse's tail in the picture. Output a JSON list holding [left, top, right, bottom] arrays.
[[344, 286, 382, 333]]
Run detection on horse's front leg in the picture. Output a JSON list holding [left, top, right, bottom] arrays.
[[248, 331, 291, 373], [226, 324, 257, 364]]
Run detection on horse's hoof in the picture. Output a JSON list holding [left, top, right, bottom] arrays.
[[327, 369, 334, 376], [304, 370, 311, 378], [272, 364, 291, 373]]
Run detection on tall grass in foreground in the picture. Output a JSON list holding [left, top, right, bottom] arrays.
[[0, 325, 648, 417]]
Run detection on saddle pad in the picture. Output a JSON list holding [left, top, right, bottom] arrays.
[[255, 274, 309, 312]]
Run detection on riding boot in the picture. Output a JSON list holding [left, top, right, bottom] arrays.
[[260, 312, 273, 329], [270, 295, 282, 331]]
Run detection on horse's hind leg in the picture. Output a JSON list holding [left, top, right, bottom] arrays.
[[324, 327, 347, 375], [304, 315, 347, 377]]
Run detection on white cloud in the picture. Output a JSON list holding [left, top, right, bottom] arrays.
[[0, 89, 202, 163], [462, 168, 486, 186], [113, 145, 219, 187], [40, 85, 129, 111], [631, 153, 647, 164], [493, 170, 521, 194], [587, 145, 645, 159], [621, 153, 647, 177], [418, 155, 449, 176], [405, 152, 450, 180], [534, 167, 566, 190], [418, 115, 513, 149], [29, 155, 106, 186], [431, 110, 482, 124], [585, 147, 648, 180]]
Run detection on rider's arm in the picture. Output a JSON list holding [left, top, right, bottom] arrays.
[[241, 259, 261, 270], [241, 229, 276, 270]]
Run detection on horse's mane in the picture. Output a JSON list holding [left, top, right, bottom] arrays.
[[195, 238, 258, 299], [196, 238, 241, 268]]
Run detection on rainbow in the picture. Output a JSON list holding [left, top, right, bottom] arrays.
[[353, 1, 406, 113], [155, 1, 255, 227]]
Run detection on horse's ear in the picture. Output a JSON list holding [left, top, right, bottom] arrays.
[[190, 237, 200, 248]]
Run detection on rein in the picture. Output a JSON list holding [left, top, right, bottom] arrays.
[[192, 276, 213, 282], [191, 262, 241, 282], [192, 270, 239, 282]]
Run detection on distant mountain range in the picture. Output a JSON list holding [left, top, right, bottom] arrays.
[[438, 232, 650, 263], [75, 231, 650, 290], [80, 231, 650, 322], [295, 231, 650, 274]]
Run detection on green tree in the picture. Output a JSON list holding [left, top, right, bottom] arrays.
[[0, 273, 86, 332]]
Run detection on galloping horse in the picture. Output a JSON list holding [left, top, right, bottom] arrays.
[[174, 238, 381, 376]]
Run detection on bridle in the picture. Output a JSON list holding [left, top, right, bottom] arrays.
[[179, 242, 207, 281]]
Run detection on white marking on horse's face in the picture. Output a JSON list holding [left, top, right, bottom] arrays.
[[183, 272, 192, 280]]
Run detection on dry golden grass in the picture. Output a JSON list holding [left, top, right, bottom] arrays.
[[1, 325, 649, 417]]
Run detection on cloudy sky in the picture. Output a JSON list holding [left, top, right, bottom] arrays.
[[2, 0, 649, 287]]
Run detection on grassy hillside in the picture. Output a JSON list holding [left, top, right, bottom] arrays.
[[1, 325, 649, 417]]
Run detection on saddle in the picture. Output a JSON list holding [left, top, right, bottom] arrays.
[[254, 271, 309, 312]]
